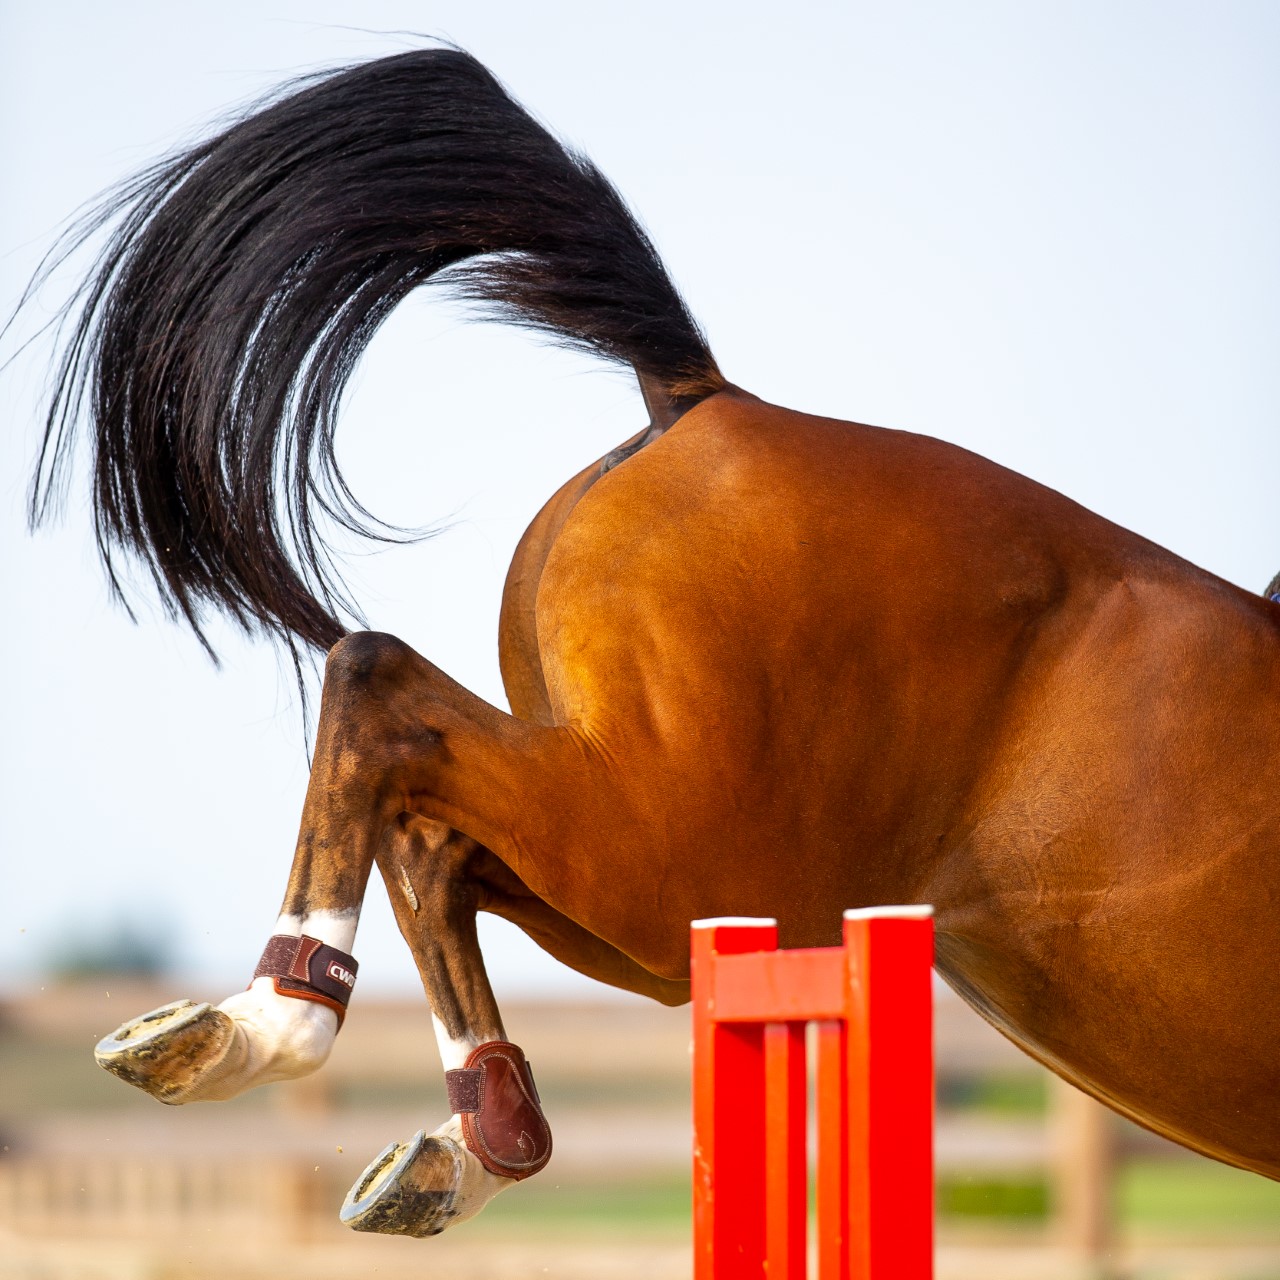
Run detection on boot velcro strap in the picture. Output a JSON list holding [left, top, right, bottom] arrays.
[[445, 1067, 483, 1114], [253, 934, 358, 1026]]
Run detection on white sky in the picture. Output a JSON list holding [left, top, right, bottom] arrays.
[[2, 2, 1278, 998]]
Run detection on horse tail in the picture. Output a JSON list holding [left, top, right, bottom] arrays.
[[27, 48, 724, 660]]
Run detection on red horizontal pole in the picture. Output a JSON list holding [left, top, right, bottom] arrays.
[[708, 947, 846, 1022]]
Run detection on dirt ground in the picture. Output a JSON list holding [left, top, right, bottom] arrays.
[[8, 1232, 1280, 1280]]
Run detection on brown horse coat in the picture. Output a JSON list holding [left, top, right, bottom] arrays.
[[32, 51, 1277, 1228], [398, 385, 1278, 1178]]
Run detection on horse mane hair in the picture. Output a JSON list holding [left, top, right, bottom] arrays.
[[22, 47, 723, 667]]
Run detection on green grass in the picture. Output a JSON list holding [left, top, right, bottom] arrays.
[[475, 1172, 693, 1237], [939, 1175, 1048, 1219], [934, 1163, 1280, 1229], [1119, 1159, 1280, 1228], [937, 1071, 1047, 1116], [470, 1164, 1280, 1235]]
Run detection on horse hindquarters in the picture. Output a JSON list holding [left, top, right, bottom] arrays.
[[930, 576, 1280, 1179]]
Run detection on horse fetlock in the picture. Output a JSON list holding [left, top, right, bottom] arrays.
[[204, 978, 338, 1096], [95, 999, 243, 1104], [94, 978, 339, 1105], [340, 1117, 515, 1238]]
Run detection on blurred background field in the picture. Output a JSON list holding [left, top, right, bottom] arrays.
[[2, 976, 1278, 1280]]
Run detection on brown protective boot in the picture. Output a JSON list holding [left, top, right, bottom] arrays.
[[445, 1040, 552, 1180]]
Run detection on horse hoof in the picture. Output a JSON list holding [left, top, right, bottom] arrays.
[[340, 1130, 467, 1237], [94, 999, 237, 1104]]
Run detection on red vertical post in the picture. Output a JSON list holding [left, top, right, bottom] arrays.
[[814, 1018, 848, 1280], [844, 907, 934, 1280], [764, 1020, 807, 1280], [692, 918, 777, 1280]]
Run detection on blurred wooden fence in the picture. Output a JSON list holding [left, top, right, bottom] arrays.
[[0, 987, 1126, 1265], [0, 1154, 336, 1243], [0, 1074, 1123, 1264]]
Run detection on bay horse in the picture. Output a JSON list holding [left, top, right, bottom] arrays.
[[27, 48, 1279, 1233]]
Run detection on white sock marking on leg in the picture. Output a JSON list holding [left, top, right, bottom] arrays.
[[432, 1012, 482, 1071], [211, 977, 338, 1095], [272, 908, 359, 952], [179, 908, 361, 1101]]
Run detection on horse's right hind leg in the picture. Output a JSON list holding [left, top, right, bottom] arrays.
[[341, 816, 550, 1237], [342, 813, 694, 1237]]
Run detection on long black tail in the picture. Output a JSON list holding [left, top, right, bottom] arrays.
[[27, 48, 723, 660]]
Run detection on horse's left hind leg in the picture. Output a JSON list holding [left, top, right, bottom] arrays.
[[340, 815, 551, 1237], [93, 635, 422, 1105]]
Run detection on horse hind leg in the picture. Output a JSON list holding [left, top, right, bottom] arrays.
[[93, 639, 423, 1104], [96, 629, 569, 1229], [341, 817, 550, 1237]]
